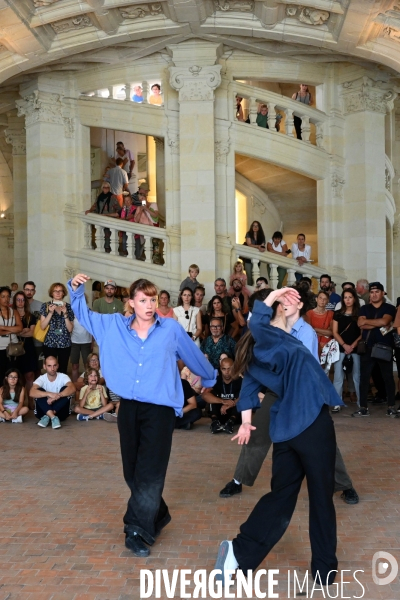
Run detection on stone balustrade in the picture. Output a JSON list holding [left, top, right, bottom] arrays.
[[230, 81, 328, 148], [81, 80, 163, 106], [236, 244, 342, 289]]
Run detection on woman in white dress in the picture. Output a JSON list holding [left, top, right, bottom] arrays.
[[173, 288, 202, 347]]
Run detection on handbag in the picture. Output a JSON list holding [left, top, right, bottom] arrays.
[[33, 304, 49, 342], [357, 309, 377, 355], [6, 339, 25, 359], [371, 343, 393, 362]]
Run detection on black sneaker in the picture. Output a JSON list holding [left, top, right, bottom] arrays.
[[125, 533, 150, 557], [386, 407, 397, 417], [341, 488, 359, 505], [210, 420, 223, 434], [223, 419, 234, 435], [352, 408, 370, 417], [219, 480, 242, 498], [372, 395, 387, 405]]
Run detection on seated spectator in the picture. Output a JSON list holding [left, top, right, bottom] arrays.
[[229, 279, 249, 314], [254, 276, 269, 290], [75, 352, 105, 392], [204, 295, 236, 338], [75, 368, 114, 421], [320, 274, 340, 310], [356, 279, 370, 304], [12, 291, 38, 405], [105, 158, 129, 207], [305, 290, 334, 356], [85, 182, 121, 252], [180, 264, 201, 293], [243, 221, 266, 285], [115, 141, 135, 181], [149, 83, 162, 105], [228, 260, 250, 296], [335, 282, 365, 311], [332, 289, 362, 412], [292, 233, 311, 281], [0, 369, 28, 423], [202, 358, 242, 434], [180, 364, 203, 395], [200, 317, 236, 369], [353, 282, 397, 418], [175, 376, 203, 430], [267, 231, 289, 289], [31, 356, 76, 429], [70, 295, 92, 383], [173, 287, 202, 346], [132, 85, 143, 103], [292, 84, 312, 139], [214, 278, 233, 314], [40, 283, 74, 375], [156, 290, 174, 318], [256, 103, 282, 131]]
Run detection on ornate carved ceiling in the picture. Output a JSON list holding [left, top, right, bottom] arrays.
[[1, 0, 400, 100]]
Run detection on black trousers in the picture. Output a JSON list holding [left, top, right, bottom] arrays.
[[34, 386, 72, 421], [118, 398, 176, 545], [43, 345, 71, 376], [175, 407, 202, 428], [234, 391, 353, 492], [294, 115, 302, 139], [359, 350, 395, 408], [211, 403, 240, 425], [0, 349, 11, 382], [233, 406, 337, 585]]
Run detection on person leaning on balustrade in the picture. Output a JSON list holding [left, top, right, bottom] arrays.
[[267, 231, 289, 289], [243, 221, 266, 286], [291, 83, 312, 140], [291, 233, 312, 281], [256, 103, 282, 132], [85, 182, 121, 253], [133, 191, 159, 260]]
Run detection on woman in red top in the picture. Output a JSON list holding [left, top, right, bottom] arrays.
[[156, 291, 174, 319], [305, 290, 333, 356]]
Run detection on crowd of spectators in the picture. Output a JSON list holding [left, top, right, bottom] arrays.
[[1, 263, 399, 431]]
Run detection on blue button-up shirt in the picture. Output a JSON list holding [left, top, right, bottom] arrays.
[[290, 316, 319, 361], [67, 281, 217, 416], [237, 301, 343, 443]]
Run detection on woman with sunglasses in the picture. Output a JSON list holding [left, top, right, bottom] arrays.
[[173, 288, 202, 347]]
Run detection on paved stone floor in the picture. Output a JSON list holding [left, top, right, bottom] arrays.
[[1, 401, 400, 600]]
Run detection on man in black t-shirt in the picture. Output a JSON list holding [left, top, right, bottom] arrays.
[[202, 358, 242, 434], [352, 282, 396, 417], [175, 377, 203, 430]]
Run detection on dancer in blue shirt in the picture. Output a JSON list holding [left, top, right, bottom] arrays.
[[215, 287, 342, 588], [69, 274, 217, 557]]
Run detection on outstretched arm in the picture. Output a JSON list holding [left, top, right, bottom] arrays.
[[68, 274, 111, 343]]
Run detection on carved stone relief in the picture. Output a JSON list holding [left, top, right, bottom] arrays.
[[51, 16, 92, 34], [169, 65, 222, 102], [341, 78, 396, 115], [120, 4, 163, 19], [286, 6, 330, 26], [214, 0, 254, 12], [33, 0, 61, 6], [331, 172, 345, 199], [167, 131, 179, 155], [4, 130, 26, 156], [16, 91, 75, 138], [215, 139, 230, 164]]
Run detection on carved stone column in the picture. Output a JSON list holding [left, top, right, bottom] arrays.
[[169, 42, 222, 292], [340, 76, 397, 285], [4, 115, 27, 285], [153, 136, 166, 225]]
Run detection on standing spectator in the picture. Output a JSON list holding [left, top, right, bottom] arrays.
[[335, 282, 365, 311], [200, 317, 236, 369], [202, 357, 242, 434], [356, 279, 370, 304], [320, 274, 341, 310], [332, 289, 361, 412], [235, 95, 244, 121], [214, 278, 233, 314], [92, 281, 101, 306], [116, 142, 135, 181], [353, 282, 397, 417], [180, 264, 201, 293], [132, 181, 149, 206], [31, 356, 75, 429], [39, 283, 74, 375], [267, 231, 289, 289], [254, 277, 269, 290], [106, 158, 129, 207], [149, 83, 162, 105], [93, 280, 124, 314], [305, 290, 334, 356], [75, 368, 114, 421], [10, 283, 18, 299], [23, 281, 43, 373], [133, 192, 159, 260], [228, 260, 250, 296], [243, 221, 266, 285], [194, 285, 206, 314], [12, 291, 38, 405], [292, 83, 312, 139], [70, 295, 93, 383], [175, 377, 203, 430], [173, 288, 202, 346], [0, 369, 28, 423], [205, 295, 236, 338], [292, 233, 311, 281], [132, 85, 143, 103], [119, 193, 137, 256], [85, 182, 121, 253], [156, 290, 174, 319], [0, 287, 23, 382]]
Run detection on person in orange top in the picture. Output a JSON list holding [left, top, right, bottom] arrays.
[[305, 290, 334, 356]]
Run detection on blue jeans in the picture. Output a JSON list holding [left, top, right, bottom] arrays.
[[333, 352, 360, 405]]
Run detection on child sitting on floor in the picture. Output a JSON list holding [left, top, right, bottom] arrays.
[[0, 369, 29, 423], [75, 369, 114, 421]]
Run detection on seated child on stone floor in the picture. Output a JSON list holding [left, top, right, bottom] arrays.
[[0, 369, 29, 423], [75, 368, 114, 421]]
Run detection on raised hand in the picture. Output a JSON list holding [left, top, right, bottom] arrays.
[[71, 273, 91, 291]]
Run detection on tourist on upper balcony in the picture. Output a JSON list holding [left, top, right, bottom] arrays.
[[292, 83, 312, 140], [116, 142, 135, 181], [156, 290, 174, 319], [235, 95, 245, 121], [243, 221, 266, 286], [132, 181, 149, 206], [106, 158, 129, 207], [256, 104, 282, 132], [132, 85, 143, 103], [267, 231, 289, 289], [119, 193, 137, 256], [291, 233, 312, 281], [85, 182, 121, 253], [149, 83, 163, 105], [133, 192, 159, 260]]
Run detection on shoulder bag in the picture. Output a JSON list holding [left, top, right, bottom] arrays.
[[4, 311, 25, 359], [33, 303, 49, 343], [357, 309, 393, 361]]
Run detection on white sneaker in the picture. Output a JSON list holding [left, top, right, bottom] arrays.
[[0, 417, 5, 423], [214, 540, 239, 586], [12, 416, 23, 423]]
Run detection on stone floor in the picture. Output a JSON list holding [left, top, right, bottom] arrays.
[[1, 400, 400, 600]]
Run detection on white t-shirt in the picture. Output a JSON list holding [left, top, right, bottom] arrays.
[[268, 239, 287, 252], [71, 317, 92, 344], [34, 372, 71, 393], [291, 243, 311, 261]]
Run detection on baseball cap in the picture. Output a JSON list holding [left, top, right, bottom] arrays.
[[104, 279, 117, 288], [369, 282, 384, 292], [138, 182, 150, 191]]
